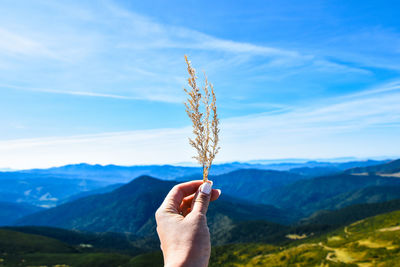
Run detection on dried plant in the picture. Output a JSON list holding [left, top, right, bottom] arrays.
[[184, 55, 220, 183]]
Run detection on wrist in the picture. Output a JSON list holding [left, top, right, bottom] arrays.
[[163, 249, 189, 267], [164, 257, 188, 267], [164, 254, 208, 267]]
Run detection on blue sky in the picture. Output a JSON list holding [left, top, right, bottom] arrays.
[[0, 0, 399, 169]]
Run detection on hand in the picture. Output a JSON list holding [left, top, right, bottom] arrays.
[[155, 180, 221, 267]]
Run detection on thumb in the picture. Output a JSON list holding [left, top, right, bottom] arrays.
[[191, 181, 213, 215]]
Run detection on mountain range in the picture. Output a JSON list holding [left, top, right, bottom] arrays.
[[13, 159, 400, 231], [15, 176, 292, 239], [182, 165, 400, 218], [2, 158, 400, 266], [0, 159, 389, 207], [10, 158, 388, 182]]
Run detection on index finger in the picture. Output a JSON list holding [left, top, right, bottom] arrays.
[[160, 180, 204, 213]]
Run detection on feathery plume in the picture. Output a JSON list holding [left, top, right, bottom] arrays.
[[183, 55, 220, 182]]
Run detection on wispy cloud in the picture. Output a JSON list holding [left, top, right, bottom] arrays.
[[0, 83, 181, 103], [1, 81, 399, 169], [318, 27, 400, 71], [0, 28, 56, 58], [0, 0, 372, 104], [104, 1, 300, 57]]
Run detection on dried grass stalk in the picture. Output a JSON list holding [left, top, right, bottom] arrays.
[[184, 55, 220, 182]]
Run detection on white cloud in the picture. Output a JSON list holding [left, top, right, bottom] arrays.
[[1, 81, 399, 169]]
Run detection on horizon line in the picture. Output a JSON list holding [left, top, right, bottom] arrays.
[[1, 156, 397, 171]]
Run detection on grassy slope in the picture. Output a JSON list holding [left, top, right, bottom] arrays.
[[208, 210, 400, 266]]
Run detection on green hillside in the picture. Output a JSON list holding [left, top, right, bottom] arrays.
[[262, 173, 400, 216], [299, 198, 400, 231], [16, 176, 291, 238], [2, 226, 147, 253], [0, 202, 43, 226], [313, 185, 400, 211], [0, 228, 141, 267], [0, 229, 74, 254]]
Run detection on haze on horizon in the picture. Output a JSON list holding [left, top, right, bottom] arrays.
[[0, 0, 399, 169]]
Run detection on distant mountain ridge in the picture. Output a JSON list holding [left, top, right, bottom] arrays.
[[14, 159, 389, 182], [0, 159, 389, 208]]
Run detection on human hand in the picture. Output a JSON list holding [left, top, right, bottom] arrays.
[[155, 180, 221, 267]]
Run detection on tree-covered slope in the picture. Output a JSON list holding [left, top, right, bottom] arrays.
[[2, 226, 148, 253], [190, 169, 307, 205], [300, 198, 400, 230], [59, 183, 124, 204], [309, 185, 400, 212], [262, 173, 400, 216], [0, 202, 43, 226], [16, 176, 291, 236], [0, 228, 133, 267], [346, 158, 400, 174], [0, 229, 74, 254]]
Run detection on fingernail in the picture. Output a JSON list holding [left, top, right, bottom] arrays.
[[200, 181, 213, 195]]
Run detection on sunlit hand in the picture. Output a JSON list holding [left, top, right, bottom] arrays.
[[155, 180, 221, 267]]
